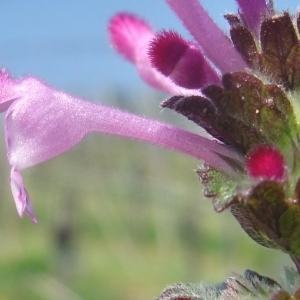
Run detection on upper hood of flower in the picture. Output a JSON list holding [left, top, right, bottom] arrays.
[[0, 69, 26, 112], [108, 12, 202, 95]]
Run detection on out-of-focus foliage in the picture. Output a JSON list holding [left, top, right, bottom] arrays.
[[0, 94, 292, 300]]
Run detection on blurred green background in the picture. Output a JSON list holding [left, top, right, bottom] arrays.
[[0, 92, 292, 300]]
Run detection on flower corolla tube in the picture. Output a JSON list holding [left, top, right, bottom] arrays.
[[3, 0, 300, 277]]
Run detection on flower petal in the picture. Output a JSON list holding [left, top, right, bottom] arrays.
[[236, 0, 274, 35], [149, 30, 221, 89], [108, 13, 200, 95], [5, 76, 244, 221], [0, 69, 23, 112], [108, 12, 153, 63], [5, 77, 243, 174], [10, 167, 37, 223], [166, 0, 247, 73]]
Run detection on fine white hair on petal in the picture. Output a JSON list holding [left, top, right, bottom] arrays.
[[5, 77, 242, 174]]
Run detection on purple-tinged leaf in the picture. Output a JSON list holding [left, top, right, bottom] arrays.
[[260, 13, 298, 89], [229, 25, 259, 69], [163, 94, 266, 154], [224, 13, 243, 27], [285, 43, 300, 90]]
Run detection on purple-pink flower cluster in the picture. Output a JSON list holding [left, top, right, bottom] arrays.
[[0, 0, 294, 251]]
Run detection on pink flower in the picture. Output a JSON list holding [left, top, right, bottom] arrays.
[[1, 70, 242, 223], [3, 0, 297, 267], [108, 2, 249, 92], [108, 0, 300, 268], [108, 12, 202, 95]]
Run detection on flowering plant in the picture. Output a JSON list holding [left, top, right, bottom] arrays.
[[107, 0, 300, 297], [2, 0, 300, 298]]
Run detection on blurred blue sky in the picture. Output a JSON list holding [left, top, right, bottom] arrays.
[[0, 0, 299, 99]]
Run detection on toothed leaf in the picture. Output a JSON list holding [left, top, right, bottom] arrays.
[[260, 13, 298, 88], [230, 26, 259, 69]]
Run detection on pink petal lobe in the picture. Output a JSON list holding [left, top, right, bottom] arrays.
[[108, 12, 153, 63], [108, 13, 200, 95], [10, 167, 37, 223], [166, 0, 247, 73], [149, 30, 221, 89]]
